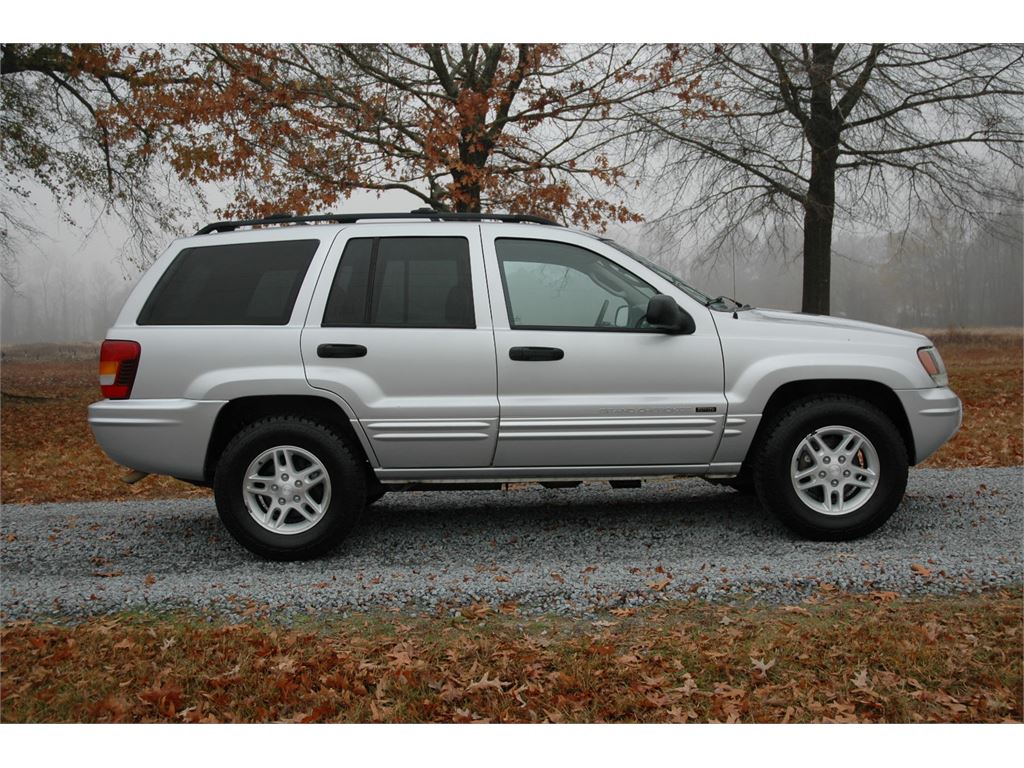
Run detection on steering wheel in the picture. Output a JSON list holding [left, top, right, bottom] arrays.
[[594, 299, 610, 327]]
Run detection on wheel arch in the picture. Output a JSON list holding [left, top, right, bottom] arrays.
[[751, 380, 915, 464], [203, 394, 375, 483]]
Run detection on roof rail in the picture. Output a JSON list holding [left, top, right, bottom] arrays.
[[195, 210, 559, 235]]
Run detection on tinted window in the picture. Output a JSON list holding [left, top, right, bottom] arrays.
[[496, 239, 656, 330], [138, 239, 318, 325], [322, 237, 474, 328], [322, 238, 372, 325]]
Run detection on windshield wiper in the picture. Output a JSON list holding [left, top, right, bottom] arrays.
[[706, 295, 751, 311]]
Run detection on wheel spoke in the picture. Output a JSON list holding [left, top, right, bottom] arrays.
[[294, 503, 318, 522], [799, 437, 824, 459], [840, 434, 862, 457], [245, 476, 273, 496], [298, 465, 325, 484], [274, 448, 298, 476], [822, 489, 835, 514], [284, 449, 299, 474], [303, 474, 326, 490], [794, 466, 819, 481], [798, 482, 826, 497]]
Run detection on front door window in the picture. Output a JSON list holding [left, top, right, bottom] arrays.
[[495, 238, 656, 331]]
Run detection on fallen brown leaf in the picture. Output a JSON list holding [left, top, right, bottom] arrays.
[[466, 671, 509, 692]]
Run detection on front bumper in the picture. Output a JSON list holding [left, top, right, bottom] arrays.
[[88, 399, 226, 480], [894, 387, 963, 464]]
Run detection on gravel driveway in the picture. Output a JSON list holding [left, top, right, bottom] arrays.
[[2, 467, 1021, 620]]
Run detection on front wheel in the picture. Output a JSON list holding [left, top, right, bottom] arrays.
[[751, 396, 909, 540], [213, 416, 367, 560]]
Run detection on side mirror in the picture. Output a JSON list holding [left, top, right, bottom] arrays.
[[645, 294, 696, 335]]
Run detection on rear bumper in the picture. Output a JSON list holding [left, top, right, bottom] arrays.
[[88, 399, 226, 480], [895, 387, 963, 464]]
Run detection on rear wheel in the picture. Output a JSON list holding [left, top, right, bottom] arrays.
[[752, 396, 908, 540], [213, 416, 367, 560]]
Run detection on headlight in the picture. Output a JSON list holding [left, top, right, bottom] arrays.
[[917, 346, 949, 387]]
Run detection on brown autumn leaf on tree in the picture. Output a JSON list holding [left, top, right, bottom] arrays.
[[71, 43, 720, 227]]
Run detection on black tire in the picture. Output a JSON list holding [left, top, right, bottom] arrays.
[[751, 395, 909, 541], [213, 416, 367, 560]]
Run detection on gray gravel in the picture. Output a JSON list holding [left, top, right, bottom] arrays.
[[2, 467, 1021, 620]]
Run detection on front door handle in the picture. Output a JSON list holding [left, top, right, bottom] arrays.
[[317, 343, 368, 359], [509, 346, 564, 362]]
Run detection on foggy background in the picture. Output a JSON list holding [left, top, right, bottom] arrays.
[[2, 185, 1020, 345]]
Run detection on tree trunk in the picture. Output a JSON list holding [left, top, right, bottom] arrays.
[[800, 44, 841, 315], [801, 151, 837, 314], [452, 137, 487, 213]]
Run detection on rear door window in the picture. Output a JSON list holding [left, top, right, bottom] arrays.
[[138, 239, 318, 325], [322, 237, 474, 328]]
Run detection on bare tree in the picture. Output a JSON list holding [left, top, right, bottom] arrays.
[[639, 44, 1024, 314]]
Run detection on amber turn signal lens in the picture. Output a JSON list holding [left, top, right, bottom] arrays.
[[917, 348, 939, 376], [917, 346, 948, 386]]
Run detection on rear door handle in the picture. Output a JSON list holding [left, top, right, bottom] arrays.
[[317, 343, 367, 359], [509, 346, 564, 361]]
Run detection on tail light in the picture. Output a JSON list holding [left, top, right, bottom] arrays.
[[99, 340, 141, 399]]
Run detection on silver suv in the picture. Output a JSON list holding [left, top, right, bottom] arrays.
[[89, 211, 962, 559]]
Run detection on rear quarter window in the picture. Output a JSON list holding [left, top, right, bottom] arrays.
[[138, 239, 318, 325]]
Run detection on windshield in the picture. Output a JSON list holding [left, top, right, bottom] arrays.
[[599, 238, 714, 305], [598, 241, 757, 311]]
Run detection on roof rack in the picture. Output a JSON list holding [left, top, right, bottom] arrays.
[[195, 210, 559, 235]]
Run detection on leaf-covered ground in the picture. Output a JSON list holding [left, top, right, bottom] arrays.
[[1, 331, 1021, 504], [0, 358, 210, 503], [920, 331, 1024, 468], [1, 592, 1019, 723]]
